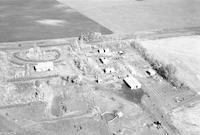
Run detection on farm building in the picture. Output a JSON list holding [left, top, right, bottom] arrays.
[[98, 49, 104, 53], [96, 78, 103, 84], [98, 48, 110, 54], [104, 68, 115, 74], [99, 57, 109, 64], [34, 62, 54, 72], [145, 69, 156, 77], [123, 75, 141, 90], [104, 48, 110, 53], [118, 51, 124, 55], [115, 111, 124, 118]]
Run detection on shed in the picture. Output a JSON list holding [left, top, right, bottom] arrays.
[[104, 48, 110, 53], [99, 57, 109, 64], [118, 51, 124, 55], [98, 49, 104, 53], [104, 68, 115, 74], [145, 69, 156, 77], [115, 111, 124, 118], [123, 75, 141, 90], [98, 48, 110, 54], [96, 78, 103, 84], [34, 62, 54, 72]]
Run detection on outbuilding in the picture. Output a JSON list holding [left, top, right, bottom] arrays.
[[145, 69, 156, 77], [104, 68, 115, 74], [98, 49, 104, 54], [118, 51, 124, 55], [123, 75, 141, 90], [104, 48, 110, 53], [99, 57, 109, 64], [34, 62, 54, 72], [97, 48, 110, 54]]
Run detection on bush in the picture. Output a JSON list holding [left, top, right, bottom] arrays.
[[130, 41, 189, 89], [78, 32, 102, 42]]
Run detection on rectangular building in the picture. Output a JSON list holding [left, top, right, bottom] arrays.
[[123, 75, 141, 90], [34, 62, 54, 72]]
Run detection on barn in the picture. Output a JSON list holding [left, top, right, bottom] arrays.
[[34, 62, 54, 72], [123, 75, 141, 90]]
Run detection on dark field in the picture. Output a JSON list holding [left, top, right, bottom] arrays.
[[0, 0, 112, 42]]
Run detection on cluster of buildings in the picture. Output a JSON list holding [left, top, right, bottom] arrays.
[[96, 47, 157, 90], [97, 47, 143, 90], [15, 44, 156, 92]]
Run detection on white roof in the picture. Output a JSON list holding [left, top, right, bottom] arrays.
[[98, 49, 104, 53], [104, 67, 115, 73], [124, 75, 141, 89], [36, 61, 53, 67], [146, 68, 156, 76], [34, 62, 54, 72], [116, 111, 124, 118], [104, 48, 110, 52]]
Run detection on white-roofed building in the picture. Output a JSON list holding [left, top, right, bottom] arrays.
[[34, 62, 54, 72], [145, 68, 156, 77], [104, 67, 115, 74], [98, 48, 110, 54], [123, 75, 141, 90], [98, 49, 104, 53], [104, 48, 110, 53]]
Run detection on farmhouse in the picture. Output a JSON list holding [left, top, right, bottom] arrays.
[[123, 75, 141, 90], [34, 62, 54, 72]]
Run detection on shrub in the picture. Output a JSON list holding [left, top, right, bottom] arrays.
[[130, 41, 189, 89], [78, 32, 102, 42]]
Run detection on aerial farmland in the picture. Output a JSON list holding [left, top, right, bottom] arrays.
[[1, 0, 200, 135], [0, 29, 200, 135]]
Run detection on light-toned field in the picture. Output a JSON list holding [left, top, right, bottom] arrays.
[[57, 0, 200, 33], [140, 36, 200, 93], [171, 101, 200, 135]]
